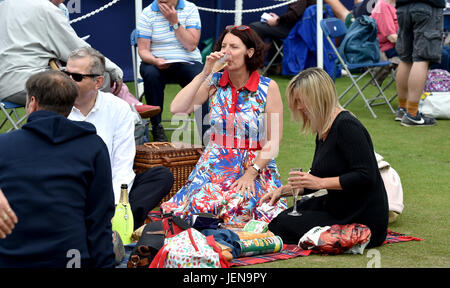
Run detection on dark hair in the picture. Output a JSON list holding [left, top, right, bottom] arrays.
[[213, 26, 269, 72], [25, 70, 79, 117]]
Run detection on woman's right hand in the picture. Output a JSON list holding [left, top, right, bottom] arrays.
[[0, 189, 18, 239], [202, 51, 227, 77]]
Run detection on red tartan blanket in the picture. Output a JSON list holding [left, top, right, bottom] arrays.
[[229, 229, 423, 267]]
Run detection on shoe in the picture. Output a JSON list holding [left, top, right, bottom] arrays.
[[151, 124, 168, 142], [401, 112, 437, 127], [135, 104, 161, 118], [388, 211, 400, 224], [394, 107, 406, 121]]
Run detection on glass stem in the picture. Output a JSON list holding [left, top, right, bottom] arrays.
[[292, 193, 298, 213]]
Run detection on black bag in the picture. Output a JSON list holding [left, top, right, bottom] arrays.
[[127, 213, 191, 268], [189, 213, 223, 230]]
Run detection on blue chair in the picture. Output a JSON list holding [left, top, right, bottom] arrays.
[[320, 17, 395, 118], [130, 29, 145, 102], [0, 100, 27, 132]]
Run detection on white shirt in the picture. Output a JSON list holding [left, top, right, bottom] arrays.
[[68, 91, 136, 204]]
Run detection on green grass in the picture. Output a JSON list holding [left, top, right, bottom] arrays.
[[2, 74, 449, 268]]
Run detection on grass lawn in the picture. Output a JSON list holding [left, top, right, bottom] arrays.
[[1, 74, 448, 268]]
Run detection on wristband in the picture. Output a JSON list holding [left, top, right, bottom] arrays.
[[252, 163, 262, 174]]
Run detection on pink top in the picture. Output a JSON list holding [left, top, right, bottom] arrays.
[[371, 0, 398, 52]]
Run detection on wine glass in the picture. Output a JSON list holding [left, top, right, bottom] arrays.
[[288, 168, 303, 216], [206, 54, 229, 84]]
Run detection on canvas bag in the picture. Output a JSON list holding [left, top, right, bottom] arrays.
[[375, 152, 404, 214], [127, 213, 191, 268], [420, 92, 450, 119], [149, 228, 230, 268]]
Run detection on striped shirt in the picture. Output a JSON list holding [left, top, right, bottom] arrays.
[[137, 0, 202, 63]]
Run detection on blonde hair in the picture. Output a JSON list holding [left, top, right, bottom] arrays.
[[286, 67, 342, 138]]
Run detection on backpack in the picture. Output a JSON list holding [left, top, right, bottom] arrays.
[[424, 69, 450, 92], [149, 228, 230, 268], [338, 15, 380, 64]]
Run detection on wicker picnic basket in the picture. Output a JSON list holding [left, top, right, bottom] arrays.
[[133, 142, 203, 203]]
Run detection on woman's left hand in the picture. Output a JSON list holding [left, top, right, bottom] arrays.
[[230, 168, 258, 197]]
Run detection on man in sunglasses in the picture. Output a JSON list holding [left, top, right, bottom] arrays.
[[66, 47, 173, 231]]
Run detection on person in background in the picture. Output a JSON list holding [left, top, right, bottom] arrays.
[[161, 25, 287, 224], [325, 0, 377, 27], [395, 0, 445, 126], [0, 70, 115, 267], [66, 47, 173, 229], [248, 0, 316, 73], [137, 0, 205, 141], [370, 0, 400, 85], [249, 0, 317, 41], [262, 67, 388, 248]]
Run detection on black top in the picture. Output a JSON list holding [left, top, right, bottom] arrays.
[[307, 111, 388, 245], [396, 0, 446, 8]]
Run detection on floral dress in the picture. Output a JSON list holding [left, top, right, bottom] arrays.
[[161, 70, 287, 224]]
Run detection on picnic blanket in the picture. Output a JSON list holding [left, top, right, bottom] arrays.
[[229, 229, 423, 267], [117, 229, 422, 268]]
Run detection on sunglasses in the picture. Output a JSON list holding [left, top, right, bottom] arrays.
[[62, 70, 101, 82], [225, 25, 252, 34]]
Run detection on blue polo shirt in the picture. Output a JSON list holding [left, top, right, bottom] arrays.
[[137, 0, 202, 63]]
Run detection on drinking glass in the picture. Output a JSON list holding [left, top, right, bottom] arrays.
[[206, 54, 229, 84], [288, 168, 302, 216]]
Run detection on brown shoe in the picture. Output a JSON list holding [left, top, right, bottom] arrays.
[[135, 104, 161, 118]]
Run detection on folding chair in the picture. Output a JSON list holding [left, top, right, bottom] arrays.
[[320, 17, 395, 118], [369, 67, 398, 107], [0, 100, 27, 132], [130, 29, 193, 132], [262, 39, 284, 75]]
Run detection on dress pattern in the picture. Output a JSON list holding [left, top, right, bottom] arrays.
[[161, 71, 287, 224]]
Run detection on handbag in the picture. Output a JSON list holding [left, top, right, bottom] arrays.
[[127, 213, 191, 268], [149, 228, 230, 268], [189, 213, 224, 230]]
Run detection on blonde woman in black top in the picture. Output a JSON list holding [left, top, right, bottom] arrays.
[[262, 67, 388, 248]]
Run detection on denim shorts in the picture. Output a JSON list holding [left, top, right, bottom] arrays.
[[395, 2, 444, 63]]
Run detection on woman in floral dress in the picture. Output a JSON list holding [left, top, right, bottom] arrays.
[[161, 25, 287, 224]]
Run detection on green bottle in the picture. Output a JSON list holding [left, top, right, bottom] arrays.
[[112, 184, 134, 245]]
